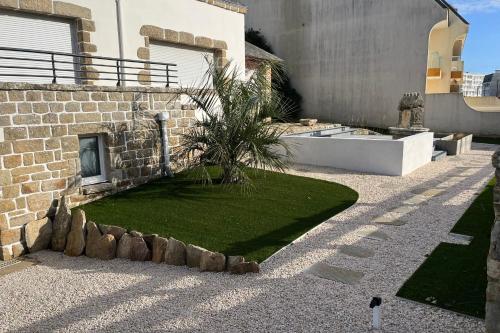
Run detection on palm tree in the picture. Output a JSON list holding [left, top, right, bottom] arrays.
[[180, 60, 292, 187]]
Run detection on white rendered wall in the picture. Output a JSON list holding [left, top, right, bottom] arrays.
[[64, 0, 246, 78], [426, 94, 500, 135], [281, 132, 434, 176]]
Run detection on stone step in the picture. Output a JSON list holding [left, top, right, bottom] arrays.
[[432, 150, 447, 161]]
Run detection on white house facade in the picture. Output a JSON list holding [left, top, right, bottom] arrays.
[[0, 0, 247, 260]]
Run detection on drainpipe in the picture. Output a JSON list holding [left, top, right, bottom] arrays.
[[158, 112, 173, 177], [115, 0, 126, 85]]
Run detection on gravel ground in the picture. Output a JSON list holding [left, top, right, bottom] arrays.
[[0, 143, 497, 333]]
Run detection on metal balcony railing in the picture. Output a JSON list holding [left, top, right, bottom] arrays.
[[0, 46, 178, 87]]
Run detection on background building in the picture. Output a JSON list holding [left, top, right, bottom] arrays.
[[462, 72, 485, 97], [483, 70, 500, 97], [0, 0, 247, 260], [241, 0, 500, 135]]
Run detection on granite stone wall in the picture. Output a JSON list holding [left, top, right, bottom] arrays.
[[487, 149, 500, 333], [0, 82, 196, 260]]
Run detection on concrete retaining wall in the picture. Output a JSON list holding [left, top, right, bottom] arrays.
[[425, 93, 500, 136]]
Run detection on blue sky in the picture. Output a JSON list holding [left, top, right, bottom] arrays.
[[448, 0, 500, 74]]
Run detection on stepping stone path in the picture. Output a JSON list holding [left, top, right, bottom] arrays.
[[338, 245, 374, 258], [307, 262, 364, 285]]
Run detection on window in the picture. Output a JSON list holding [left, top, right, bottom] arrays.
[[149, 42, 214, 88], [0, 10, 78, 84], [79, 135, 106, 185]]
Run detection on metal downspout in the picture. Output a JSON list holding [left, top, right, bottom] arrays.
[[115, 0, 126, 85]]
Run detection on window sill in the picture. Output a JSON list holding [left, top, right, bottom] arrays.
[[82, 182, 113, 195]]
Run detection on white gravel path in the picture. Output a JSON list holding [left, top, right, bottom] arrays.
[[0, 144, 497, 333]]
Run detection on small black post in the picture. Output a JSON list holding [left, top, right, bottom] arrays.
[[165, 64, 170, 88], [51, 53, 57, 84], [116, 60, 121, 86]]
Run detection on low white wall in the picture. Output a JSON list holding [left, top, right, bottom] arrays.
[[282, 132, 433, 176], [401, 133, 435, 175], [425, 93, 500, 136]]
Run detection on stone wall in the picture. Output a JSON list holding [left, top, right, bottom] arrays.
[[0, 82, 196, 260], [487, 149, 500, 333]]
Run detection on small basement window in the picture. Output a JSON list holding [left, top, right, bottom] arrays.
[[79, 135, 107, 185]]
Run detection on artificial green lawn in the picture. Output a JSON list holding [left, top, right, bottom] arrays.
[[80, 168, 358, 263], [397, 178, 496, 318]]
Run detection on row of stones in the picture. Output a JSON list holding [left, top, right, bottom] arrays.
[[0, 0, 98, 82], [196, 0, 247, 14], [22, 196, 259, 274], [486, 150, 500, 333]]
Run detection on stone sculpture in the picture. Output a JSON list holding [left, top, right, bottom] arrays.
[[389, 92, 429, 137]]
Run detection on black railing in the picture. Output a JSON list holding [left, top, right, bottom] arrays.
[[0, 46, 178, 87]]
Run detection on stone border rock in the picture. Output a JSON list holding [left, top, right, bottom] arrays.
[[0, 0, 99, 84], [138, 25, 228, 85], [22, 200, 259, 274]]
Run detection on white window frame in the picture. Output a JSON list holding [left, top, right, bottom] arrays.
[[79, 134, 107, 186]]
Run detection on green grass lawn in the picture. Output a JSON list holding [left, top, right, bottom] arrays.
[[397, 178, 496, 318], [79, 168, 358, 262]]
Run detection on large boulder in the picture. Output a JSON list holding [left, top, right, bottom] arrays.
[[116, 233, 133, 259], [64, 209, 86, 257], [142, 234, 158, 251], [199, 251, 226, 272], [25, 217, 52, 253], [130, 230, 143, 238], [51, 196, 72, 251], [164, 237, 187, 266], [98, 224, 127, 241], [230, 262, 260, 274], [152, 237, 168, 264], [130, 237, 151, 261], [186, 244, 209, 268], [226, 256, 245, 272], [85, 221, 116, 260]]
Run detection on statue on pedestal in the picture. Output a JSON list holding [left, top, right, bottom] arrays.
[[389, 92, 430, 137]]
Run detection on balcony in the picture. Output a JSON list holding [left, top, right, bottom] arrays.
[[0, 47, 178, 87], [427, 68, 442, 78], [427, 52, 442, 79], [451, 56, 464, 80], [450, 84, 461, 93]]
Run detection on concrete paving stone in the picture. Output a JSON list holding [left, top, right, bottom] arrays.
[[448, 232, 474, 245], [374, 217, 408, 226], [403, 195, 428, 205], [356, 229, 390, 241], [306, 262, 364, 285], [420, 189, 445, 197], [338, 245, 375, 258], [391, 206, 417, 214]]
